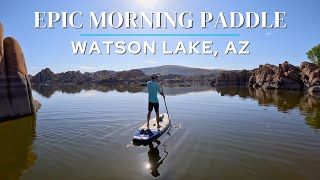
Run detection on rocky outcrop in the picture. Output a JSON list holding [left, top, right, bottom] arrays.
[[253, 64, 277, 87], [115, 69, 145, 80], [212, 61, 318, 91], [215, 72, 238, 85], [215, 70, 251, 86], [58, 71, 85, 83], [251, 61, 303, 90], [248, 76, 256, 86], [31, 69, 116, 84], [300, 62, 320, 87], [239, 70, 252, 85], [31, 68, 56, 83], [0, 22, 13, 117], [0, 22, 40, 121], [4, 37, 35, 116]]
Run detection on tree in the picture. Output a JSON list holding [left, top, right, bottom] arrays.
[[306, 44, 320, 65]]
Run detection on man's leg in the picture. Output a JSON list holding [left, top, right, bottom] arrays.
[[147, 102, 153, 129], [147, 110, 152, 129], [156, 112, 161, 128], [155, 103, 161, 129]]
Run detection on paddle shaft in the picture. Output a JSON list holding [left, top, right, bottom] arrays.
[[160, 84, 170, 121]]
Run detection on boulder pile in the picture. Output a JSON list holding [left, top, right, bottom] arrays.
[[214, 70, 251, 86], [0, 22, 40, 121], [213, 61, 320, 91]]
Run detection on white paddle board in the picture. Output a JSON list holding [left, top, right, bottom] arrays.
[[133, 113, 170, 145]]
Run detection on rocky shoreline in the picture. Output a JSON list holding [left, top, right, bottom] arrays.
[[31, 61, 320, 93], [213, 61, 320, 92]]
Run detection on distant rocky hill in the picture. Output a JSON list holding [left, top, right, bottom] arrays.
[[30, 68, 138, 84], [29, 65, 223, 85], [29, 67, 217, 85], [139, 65, 224, 76]]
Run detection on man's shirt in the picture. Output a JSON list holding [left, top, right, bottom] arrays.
[[147, 81, 161, 103]]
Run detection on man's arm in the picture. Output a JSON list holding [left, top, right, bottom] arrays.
[[157, 84, 165, 97]]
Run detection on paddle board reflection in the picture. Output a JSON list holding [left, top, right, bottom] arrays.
[[146, 140, 168, 177]]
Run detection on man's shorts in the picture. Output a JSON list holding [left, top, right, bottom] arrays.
[[148, 102, 159, 112]]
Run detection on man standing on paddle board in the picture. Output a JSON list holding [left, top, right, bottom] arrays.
[[147, 73, 165, 129]]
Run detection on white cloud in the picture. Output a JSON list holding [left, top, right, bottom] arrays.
[[265, 32, 273, 36], [144, 60, 156, 64], [30, 66, 39, 69], [79, 66, 96, 70], [219, 65, 236, 70], [195, 66, 214, 70]]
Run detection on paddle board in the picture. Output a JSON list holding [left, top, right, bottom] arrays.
[[133, 113, 170, 145]]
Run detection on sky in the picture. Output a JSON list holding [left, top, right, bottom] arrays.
[[1, 0, 320, 75]]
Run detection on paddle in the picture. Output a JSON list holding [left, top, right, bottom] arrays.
[[160, 83, 170, 122]]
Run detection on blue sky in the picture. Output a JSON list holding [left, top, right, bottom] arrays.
[[1, 0, 319, 75]]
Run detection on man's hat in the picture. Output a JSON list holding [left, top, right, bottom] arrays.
[[151, 73, 160, 78]]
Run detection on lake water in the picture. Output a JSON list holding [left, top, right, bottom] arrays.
[[1, 84, 320, 180]]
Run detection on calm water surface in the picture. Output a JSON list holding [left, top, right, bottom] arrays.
[[1, 84, 320, 180]]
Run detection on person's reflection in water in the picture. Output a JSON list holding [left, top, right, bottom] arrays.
[[147, 140, 168, 177]]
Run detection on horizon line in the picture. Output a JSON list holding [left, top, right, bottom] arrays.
[[80, 33, 241, 37]]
